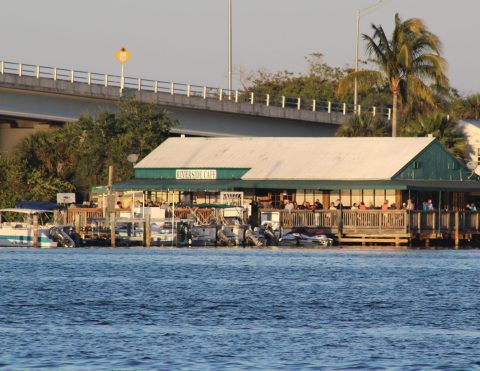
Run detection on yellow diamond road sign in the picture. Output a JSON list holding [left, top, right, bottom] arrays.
[[116, 47, 131, 64]]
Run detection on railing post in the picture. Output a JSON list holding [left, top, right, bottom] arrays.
[[373, 106, 376, 116], [266, 94, 270, 107], [388, 108, 392, 120], [0, 61, 4, 75], [219, 88, 223, 101], [137, 78, 141, 91], [358, 105, 361, 115], [54, 68, 57, 81], [187, 84, 191, 97], [18, 63, 22, 77], [170, 82, 174, 95], [36, 65, 40, 79], [297, 97, 301, 110], [203, 86, 207, 99], [327, 101, 332, 113], [70, 70, 74, 83], [343, 103, 346, 115], [281, 96, 286, 108], [250, 92, 254, 104], [87, 72, 91, 85], [104, 74, 108, 87], [154, 80, 158, 93], [312, 99, 316, 112], [234, 90, 239, 103]]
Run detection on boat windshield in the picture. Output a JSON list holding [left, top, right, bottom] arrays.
[[0, 210, 55, 226]]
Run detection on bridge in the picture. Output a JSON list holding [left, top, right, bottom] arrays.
[[0, 61, 390, 154]]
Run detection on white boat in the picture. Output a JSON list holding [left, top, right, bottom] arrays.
[[0, 208, 75, 248]]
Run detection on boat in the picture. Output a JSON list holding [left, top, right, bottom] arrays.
[[0, 208, 75, 248]]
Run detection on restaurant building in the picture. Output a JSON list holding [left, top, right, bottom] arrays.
[[113, 137, 480, 210]]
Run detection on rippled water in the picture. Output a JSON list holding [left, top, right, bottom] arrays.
[[1, 248, 480, 370]]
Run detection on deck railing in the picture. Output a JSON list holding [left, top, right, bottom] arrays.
[[260, 209, 480, 234]]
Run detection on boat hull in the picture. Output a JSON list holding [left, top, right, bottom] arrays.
[[0, 227, 58, 248]]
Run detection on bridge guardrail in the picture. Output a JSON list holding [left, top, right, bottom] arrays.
[[0, 60, 392, 120]]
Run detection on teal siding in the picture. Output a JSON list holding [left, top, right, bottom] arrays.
[[393, 141, 469, 181], [135, 168, 250, 180]]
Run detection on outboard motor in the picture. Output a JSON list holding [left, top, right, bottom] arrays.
[[217, 226, 234, 246], [50, 227, 76, 248], [263, 224, 279, 246], [244, 228, 263, 247]]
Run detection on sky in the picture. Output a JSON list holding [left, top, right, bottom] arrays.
[[1, 0, 478, 94]]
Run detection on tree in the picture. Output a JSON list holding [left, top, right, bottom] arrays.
[[2, 98, 176, 206], [337, 13, 448, 137], [336, 113, 387, 137], [454, 94, 480, 120], [241, 53, 349, 107], [403, 112, 467, 160]]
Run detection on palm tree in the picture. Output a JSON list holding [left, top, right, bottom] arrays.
[[337, 14, 448, 137], [404, 112, 467, 160], [336, 113, 387, 137]]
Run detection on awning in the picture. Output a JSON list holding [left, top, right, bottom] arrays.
[[112, 179, 409, 191], [112, 179, 480, 192], [396, 180, 480, 191]]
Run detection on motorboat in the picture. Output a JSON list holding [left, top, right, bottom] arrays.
[[279, 227, 333, 247], [0, 208, 75, 248]]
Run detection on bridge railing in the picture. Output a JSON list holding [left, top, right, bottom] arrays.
[[0, 60, 392, 120]]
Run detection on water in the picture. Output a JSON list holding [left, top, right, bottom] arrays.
[[1, 248, 480, 370]]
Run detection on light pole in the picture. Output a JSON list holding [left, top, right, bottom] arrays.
[[354, 0, 390, 113], [228, 0, 233, 94]]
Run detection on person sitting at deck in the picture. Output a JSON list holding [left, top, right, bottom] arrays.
[[406, 199, 415, 210], [359, 202, 367, 210], [314, 200, 323, 210], [351, 202, 358, 210], [427, 199, 434, 211], [381, 200, 389, 211], [115, 201, 123, 209], [329, 202, 337, 210], [470, 203, 477, 212], [284, 200, 294, 212]]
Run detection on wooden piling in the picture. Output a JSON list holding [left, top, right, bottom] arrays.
[[33, 214, 39, 248], [144, 214, 151, 248], [454, 211, 459, 249], [110, 212, 116, 248]]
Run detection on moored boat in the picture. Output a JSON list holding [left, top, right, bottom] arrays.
[[0, 208, 75, 248]]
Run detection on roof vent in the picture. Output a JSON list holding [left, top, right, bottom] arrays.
[[427, 133, 433, 138]]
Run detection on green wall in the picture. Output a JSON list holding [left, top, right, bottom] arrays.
[[393, 141, 469, 181]]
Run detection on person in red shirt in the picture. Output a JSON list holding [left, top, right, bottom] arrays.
[[381, 200, 389, 211]]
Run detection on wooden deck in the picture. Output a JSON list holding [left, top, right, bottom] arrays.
[[259, 209, 480, 247]]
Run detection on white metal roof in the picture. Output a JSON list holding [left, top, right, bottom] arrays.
[[136, 137, 436, 180]]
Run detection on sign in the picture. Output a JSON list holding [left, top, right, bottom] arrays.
[[176, 169, 217, 180], [115, 47, 131, 64], [57, 193, 76, 204]]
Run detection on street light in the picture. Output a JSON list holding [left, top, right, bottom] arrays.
[[354, 0, 390, 113], [228, 0, 233, 95]]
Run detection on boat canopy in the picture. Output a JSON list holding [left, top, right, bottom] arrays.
[[16, 201, 59, 210]]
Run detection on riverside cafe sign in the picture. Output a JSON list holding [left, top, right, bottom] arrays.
[[176, 169, 217, 180]]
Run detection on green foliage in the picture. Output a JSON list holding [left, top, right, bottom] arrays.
[[336, 113, 388, 137], [454, 94, 480, 120], [337, 14, 448, 135], [0, 99, 175, 206], [243, 53, 349, 105], [403, 112, 467, 160]]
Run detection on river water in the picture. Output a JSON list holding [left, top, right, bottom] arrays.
[[1, 248, 480, 370]]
